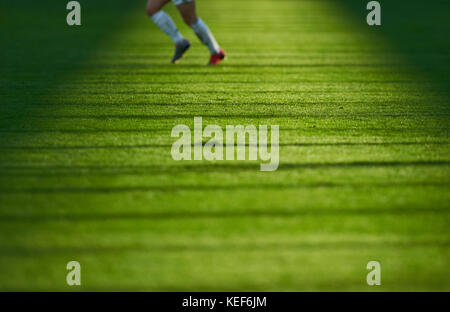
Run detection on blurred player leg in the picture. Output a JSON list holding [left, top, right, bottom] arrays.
[[147, 0, 191, 63], [176, 0, 226, 65]]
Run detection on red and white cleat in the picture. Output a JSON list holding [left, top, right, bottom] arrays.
[[208, 49, 226, 65]]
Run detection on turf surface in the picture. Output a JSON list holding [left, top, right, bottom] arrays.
[[0, 0, 449, 291]]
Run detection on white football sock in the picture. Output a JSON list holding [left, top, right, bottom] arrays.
[[190, 18, 221, 54], [151, 11, 184, 44]]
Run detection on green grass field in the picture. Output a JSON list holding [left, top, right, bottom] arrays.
[[0, 0, 449, 291]]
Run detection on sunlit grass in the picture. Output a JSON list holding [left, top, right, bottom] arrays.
[[0, 0, 449, 291]]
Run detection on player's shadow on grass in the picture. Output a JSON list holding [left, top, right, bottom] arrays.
[[121, 63, 407, 69]]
